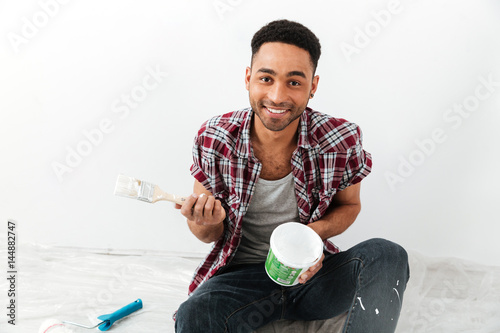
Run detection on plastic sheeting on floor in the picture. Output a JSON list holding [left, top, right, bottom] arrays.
[[1, 243, 499, 333]]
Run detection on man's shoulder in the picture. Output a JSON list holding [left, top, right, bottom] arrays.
[[197, 108, 249, 135], [194, 108, 250, 155], [306, 109, 363, 153]]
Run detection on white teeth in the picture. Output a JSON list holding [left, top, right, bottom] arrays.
[[267, 107, 287, 114]]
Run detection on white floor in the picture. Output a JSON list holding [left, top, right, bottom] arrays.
[[1, 243, 500, 333]]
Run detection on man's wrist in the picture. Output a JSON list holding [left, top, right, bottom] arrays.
[[307, 221, 326, 241]]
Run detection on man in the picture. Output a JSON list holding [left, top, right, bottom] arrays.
[[175, 19, 409, 332]]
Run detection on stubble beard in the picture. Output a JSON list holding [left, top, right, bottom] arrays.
[[251, 99, 305, 132]]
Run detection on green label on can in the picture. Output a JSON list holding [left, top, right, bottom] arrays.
[[265, 248, 302, 286]]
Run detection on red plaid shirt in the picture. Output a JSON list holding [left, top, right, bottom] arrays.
[[189, 107, 372, 294]]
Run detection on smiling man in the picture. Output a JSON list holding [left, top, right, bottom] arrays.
[[174, 20, 409, 333]]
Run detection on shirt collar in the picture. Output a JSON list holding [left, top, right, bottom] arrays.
[[235, 108, 254, 159], [236, 107, 314, 159], [297, 107, 313, 149]]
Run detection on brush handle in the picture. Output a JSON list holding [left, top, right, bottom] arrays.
[[97, 299, 142, 331], [167, 195, 188, 205], [153, 186, 187, 205]]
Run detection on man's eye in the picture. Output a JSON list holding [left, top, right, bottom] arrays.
[[260, 77, 271, 83], [290, 81, 300, 86]]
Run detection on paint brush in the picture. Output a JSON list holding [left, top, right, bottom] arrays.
[[114, 175, 187, 205]]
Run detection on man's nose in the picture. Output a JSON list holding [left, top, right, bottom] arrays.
[[267, 82, 288, 105]]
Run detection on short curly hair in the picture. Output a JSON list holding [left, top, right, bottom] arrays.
[[251, 19, 321, 74]]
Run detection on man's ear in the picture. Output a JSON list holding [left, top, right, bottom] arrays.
[[245, 66, 251, 91], [310, 74, 320, 97]]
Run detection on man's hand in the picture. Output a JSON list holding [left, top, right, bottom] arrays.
[[176, 193, 226, 226], [174, 180, 226, 243], [298, 253, 325, 284]]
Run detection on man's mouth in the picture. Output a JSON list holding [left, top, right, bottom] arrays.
[[265, 107, 289, 114]]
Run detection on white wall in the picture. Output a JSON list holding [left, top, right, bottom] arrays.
[[1, 0, 499, 265]]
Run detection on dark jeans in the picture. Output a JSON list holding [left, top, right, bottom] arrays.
[[175, 238, 410, 333]]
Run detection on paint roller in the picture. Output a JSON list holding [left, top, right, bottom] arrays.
[[39, 299, 142, 332]]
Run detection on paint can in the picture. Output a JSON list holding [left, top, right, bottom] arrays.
[[265, 222, 323, 286]]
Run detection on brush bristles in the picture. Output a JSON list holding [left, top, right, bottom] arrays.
[[114, 175, 156, 203], [137, 180, 155, 203], [114, 175, 141, 198]]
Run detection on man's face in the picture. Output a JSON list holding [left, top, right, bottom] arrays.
[[245, 42, 319, 132]]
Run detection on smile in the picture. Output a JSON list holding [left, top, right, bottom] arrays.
[[266, 107, 289, 114]]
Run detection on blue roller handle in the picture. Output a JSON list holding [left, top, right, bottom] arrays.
[[97, 299, 143, 331]]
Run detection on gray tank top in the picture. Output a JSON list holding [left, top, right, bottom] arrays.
[[229, 172, 300, 266]]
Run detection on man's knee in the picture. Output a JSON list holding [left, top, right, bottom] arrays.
[[175, 298, 196, 330], [358, 238, 409, 280], [359, 238, 407, 258], [175, 294, 221, 332]]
